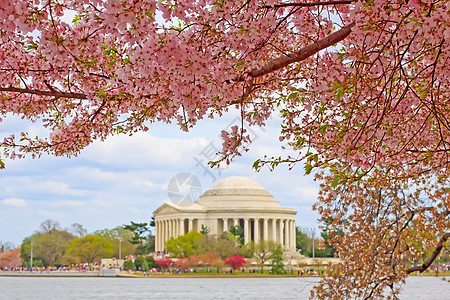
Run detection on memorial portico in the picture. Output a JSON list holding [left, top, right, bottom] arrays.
[[154, 177, 297, 252]]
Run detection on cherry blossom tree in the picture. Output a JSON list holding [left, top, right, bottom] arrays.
[[155, 258, 174, 271], [0, 248, 22, 269], [224, 255, 247, 270], [0, 0, 448, 298]]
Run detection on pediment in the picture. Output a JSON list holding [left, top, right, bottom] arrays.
[[153, 203, 180, 215]]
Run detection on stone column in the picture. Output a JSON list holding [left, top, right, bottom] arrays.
[[254, 218, 259, 243], [155, 220, 159, 251], [223, 218, 228, 233], [244, 218, 249, 245], [160, 220, 163, 250], [174, 219, 177, 237], [160, 220, 164, 251], [180, 218, 185, 236], [188, 218, 194, 232], [286, 219, 291, 249], [163, 220, 166, 248], [165, 220, 169, 244], [233, 218, 239, 226], [283, 219, 291, 248], [291, 220, 297, 251], [172, 219, 175, 238], [283, 219, 289, 248], [263, 218, 268, 241], [285, 219, 290, 249], [174, 219, 178, 237], [279, 219, 284, 247], [272, 219, 277, 243], [160, 220, 164, 250]]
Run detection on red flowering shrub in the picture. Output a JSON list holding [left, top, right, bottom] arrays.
[[155, 258, 174, 271], [224, 255, 246, 270]]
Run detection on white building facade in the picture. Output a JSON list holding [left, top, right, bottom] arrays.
[[153, 177, 297, 252]]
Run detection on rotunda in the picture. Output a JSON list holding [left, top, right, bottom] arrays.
[[153, 176, 297, 252]]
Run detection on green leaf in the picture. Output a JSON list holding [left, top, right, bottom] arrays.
[[145, 8, 154, 20], [336, 88, 344, 100], [288, 92, 298, 100], [72, 14, 81, 25], [252, 159, 261, 170], [27, 40, 37, 51], [305, 163, 313, 175], [337, 52, 347, 59], [0, 159, 5, 168], [98, 89, 106, 98], [331, 178, 340, 188], [319, 124, 328, 134], [115, 125, 124, 134]]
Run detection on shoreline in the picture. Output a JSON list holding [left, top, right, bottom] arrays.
[[0, 271, 448, 278]]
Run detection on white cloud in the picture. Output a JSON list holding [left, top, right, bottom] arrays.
[[37, 210, 64, 218], [82, 132, 209, 169], [292, 186, 320, 201], [1, 198, 27, 207], [35, 181, 88, 197], [51, 200, 85, 208]]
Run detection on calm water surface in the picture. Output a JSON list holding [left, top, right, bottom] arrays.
[[0, 276, 448, 299]]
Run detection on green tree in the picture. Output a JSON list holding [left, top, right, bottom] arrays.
[[166, 231, 203, 258], [296, 227, 310, 256], [141, 260, 149, 272], [123, 222, 155, 255], [123, 221, 150, 245], [237, 242, 255, 258], [21, 230, 74, 267], [200, 225, 210, 236], [197, 235, 237, 259], [94, 226, 137, 258], [145, 255, 158, 269], [20, 236, 33, 265], [135, 232, 155, 255], [134, 255, 145, 270], [70, 223, 87, 237], [253, 241, 278, 273], [123, 259, 135, 271], [66, 235, 113, 264], [149, 216, 155, 228], [271, 244, 285, 275], [229, 225, 245, 246]]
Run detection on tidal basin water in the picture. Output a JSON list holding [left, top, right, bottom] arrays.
[[0, 276, 448, 299]]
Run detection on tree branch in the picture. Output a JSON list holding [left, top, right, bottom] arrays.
[[0, 86, 87, 100], [263, 0, 355, 9], [237, 22, 355, 81], [407, 232, 450, 274]]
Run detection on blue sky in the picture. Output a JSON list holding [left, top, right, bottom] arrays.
[[0, 109, 321, 246]]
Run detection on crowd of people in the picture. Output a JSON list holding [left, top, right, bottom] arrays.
[[0, 263, 100, 273], [1, 257, 449, 276]]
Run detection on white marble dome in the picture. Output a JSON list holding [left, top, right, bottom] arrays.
[[201, 176, 273, 197], [198, 176, 278, 208]]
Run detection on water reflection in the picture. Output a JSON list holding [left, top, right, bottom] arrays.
[[0, 276, 447, 299]]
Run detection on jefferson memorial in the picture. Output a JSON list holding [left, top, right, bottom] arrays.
[[153, 176, 297, 252]]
